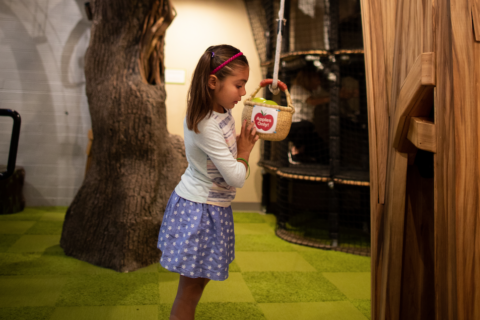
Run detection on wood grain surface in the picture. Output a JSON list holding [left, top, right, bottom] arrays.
[[407, 117, 436, 153], [450, 0, 480, 317], [360, 0, 390, 318], [363, 0, 480, 318], [434, 1, 458, 319], [400, 164, 435, 320], [472, 0, 480, 42], [392, 53, 435, 153]]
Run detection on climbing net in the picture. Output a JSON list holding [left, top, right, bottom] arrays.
[[246, 0, 370, 255]]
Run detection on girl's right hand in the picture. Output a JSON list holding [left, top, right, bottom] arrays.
[[237, 120, 259, 158]]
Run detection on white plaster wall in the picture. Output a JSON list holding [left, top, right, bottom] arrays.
[[0, 0, 91, 206]]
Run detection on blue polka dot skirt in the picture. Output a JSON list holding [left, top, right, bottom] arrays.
[[157, 191, 235, 281]]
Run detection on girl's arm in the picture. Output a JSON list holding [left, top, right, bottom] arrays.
[[194, 120, 257, 188]]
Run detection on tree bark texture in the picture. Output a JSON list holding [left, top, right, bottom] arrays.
[[60, 0, 187, 272]]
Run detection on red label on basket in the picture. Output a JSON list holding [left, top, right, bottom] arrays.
[[251, 106, 278, 134]]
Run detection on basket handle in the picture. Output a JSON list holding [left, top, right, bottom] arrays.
[[260, 79, 288, 92], [247, 79, 295, 114]]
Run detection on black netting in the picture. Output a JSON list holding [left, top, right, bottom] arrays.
[[270, 176, 370, 255], [338, 54, 369, 172], [247, 0, 369, 255]]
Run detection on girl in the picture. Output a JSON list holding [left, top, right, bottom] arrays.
[[157, 45, 258, 320]]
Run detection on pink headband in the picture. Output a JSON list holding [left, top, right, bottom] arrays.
[[210, 52, 244, 75]]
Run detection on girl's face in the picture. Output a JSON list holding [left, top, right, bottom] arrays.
[[209, 66, 249, 113]]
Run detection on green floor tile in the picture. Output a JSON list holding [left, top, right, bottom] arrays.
[[262, 214, 277, 229], [158, 302, 267, 320], [50, 305, 158, 320], [351, 300, 371, 320], [197, 302, 266, 320], [39, 212, 66, 222], [74, 260, 119, 275], [25, 221, 63, 235], [56, 273, 159, 306], [0, 234, 21, 252], [7, 235, 60, 253], [259, 301, 368, 320], [243, 272, 346, 303], [229, 259, 241, 272], [0, 253, 44, 275], [235, 235, 296, 252], [158, 273, 180, 303], [235, 223, 274, 235], [0, 306, 54, 320], [294, 245, 371, 272], [0, 276, 66, 307], [158, 272, 255, 303], [323, 272, 371, 300], [35, 207, 67, 213], [235, 252, 316, 272], [0, 221, 36, 234], [158, 304, 172, 319], [233, 212, 266, 223], [202, 273, 255, 303], [135, 263, 160, 273], [0, 252, 116, 276], [42, 244, 65, 256], [0, 209, 44, 221]]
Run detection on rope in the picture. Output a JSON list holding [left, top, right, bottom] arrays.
[[270, 0, 286, 95]]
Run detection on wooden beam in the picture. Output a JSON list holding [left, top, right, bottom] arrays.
[[421, 53, 436, 86], [379, 149, 409, 320], [393, 52, 435, 153], [361, 0, 390, 207], [360, 1, 391, 319], [407, 117, 436, 153]]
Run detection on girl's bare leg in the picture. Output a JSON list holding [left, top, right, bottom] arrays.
[[170, 276, 210, 320]]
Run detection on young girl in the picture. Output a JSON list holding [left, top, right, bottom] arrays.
[[157, 45, 258, 320]]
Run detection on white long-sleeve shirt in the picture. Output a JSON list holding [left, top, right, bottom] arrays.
[[175, 109, 246, 207]]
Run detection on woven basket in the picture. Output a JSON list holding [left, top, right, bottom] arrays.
[[242, 79, 295, 141]]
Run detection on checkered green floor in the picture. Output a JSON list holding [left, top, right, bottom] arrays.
[[0, 207, 371, 320]]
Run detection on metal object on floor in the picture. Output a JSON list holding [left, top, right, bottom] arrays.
[[0, 109, 21, 181]]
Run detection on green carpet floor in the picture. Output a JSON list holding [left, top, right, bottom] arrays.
[[0, 207, 371, 320]]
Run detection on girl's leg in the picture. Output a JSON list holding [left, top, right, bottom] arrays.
[[170, 275, 210, 320]]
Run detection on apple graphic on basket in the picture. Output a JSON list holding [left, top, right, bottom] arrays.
[[254, 110, 275, 131]]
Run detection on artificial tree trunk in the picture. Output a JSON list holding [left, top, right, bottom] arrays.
[[60, 0, 187, 272]]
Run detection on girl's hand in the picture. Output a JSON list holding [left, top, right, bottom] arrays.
[[237, 120, 259, 164]]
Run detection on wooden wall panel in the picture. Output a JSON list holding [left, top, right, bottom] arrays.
[[450, 0, 480, 318], [390, 0, 430, 115], [434, 0, 458, 319]]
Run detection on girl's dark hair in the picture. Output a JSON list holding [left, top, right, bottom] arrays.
[[187, 44, 249, 133]]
